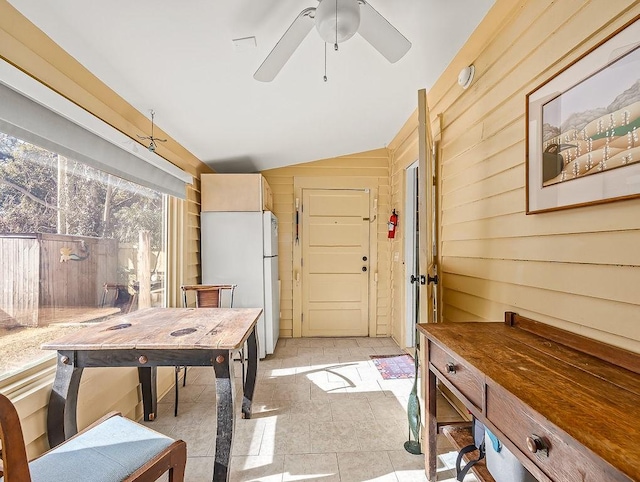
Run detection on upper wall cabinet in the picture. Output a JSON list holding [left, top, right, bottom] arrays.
[[201, 174, 273, 212]]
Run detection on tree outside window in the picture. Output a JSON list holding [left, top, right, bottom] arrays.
[[0, 132, 167, 377]]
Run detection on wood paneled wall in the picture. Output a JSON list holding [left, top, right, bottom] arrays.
[[184, 182, 202, 289], [389, 0, 640, 353], [387, 113, 420, 347], [262, 149, 391, 338], [167, 181, 202, 307]]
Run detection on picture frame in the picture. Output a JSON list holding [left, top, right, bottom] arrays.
[[526, 16, 640, 214]]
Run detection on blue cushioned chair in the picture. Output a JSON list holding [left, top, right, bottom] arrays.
[[0, 393, 186, 482]]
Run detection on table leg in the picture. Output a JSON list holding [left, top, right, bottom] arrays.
[[213, 352, 235, 482], [47, 350, 83, 448], [425, 352, 438, 481], [138, 366, 157, 421], [242, 328, 258, 419]]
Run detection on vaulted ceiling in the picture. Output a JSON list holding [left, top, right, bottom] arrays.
[[7, 0, 494, 172]]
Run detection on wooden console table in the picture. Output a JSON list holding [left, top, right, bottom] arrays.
[[418, 312, 640, 482], [42, 307, 262, 482]]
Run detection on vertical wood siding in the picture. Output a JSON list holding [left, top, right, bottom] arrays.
[[262, 149, 391, 338], [0, 235, 118, 327], [38, 235, 118, 310], [425, 0, 640, 352], [0, 237, 39, 326]]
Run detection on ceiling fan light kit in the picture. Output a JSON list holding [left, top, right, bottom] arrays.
[[253, 0, 411, 82], [316, 0, 361, 45]]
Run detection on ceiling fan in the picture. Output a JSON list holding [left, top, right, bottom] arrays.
[[254, 0, 411, 82]]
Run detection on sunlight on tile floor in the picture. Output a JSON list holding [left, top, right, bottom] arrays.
[[145, 337, 476, 481]]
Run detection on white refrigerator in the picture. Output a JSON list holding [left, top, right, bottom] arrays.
[[201, 211, 280, 359]]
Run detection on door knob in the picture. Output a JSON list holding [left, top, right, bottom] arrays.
[[362, 267, 367, 272], [362, 256, 368, 261]]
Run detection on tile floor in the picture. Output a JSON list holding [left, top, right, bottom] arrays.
[[146, 337, 478, 481]]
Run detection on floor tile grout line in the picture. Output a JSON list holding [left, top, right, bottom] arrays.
[[156, 337, 463, 482]]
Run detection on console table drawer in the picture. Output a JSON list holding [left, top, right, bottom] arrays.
[[486, 382, 630, 482], [429, 341, 484, 409]]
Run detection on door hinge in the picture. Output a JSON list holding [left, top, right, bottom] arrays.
[[411, 274, 438, 285], [301, 314, 304, 323]]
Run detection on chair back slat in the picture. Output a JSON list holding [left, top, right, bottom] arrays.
[[195, 288, 221, 308], [181, 284, 237, 309], [0, 394, 32, 481]]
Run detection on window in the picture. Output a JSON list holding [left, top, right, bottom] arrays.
[[0, 131, 167, 378]]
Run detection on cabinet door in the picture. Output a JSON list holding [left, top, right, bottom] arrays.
[[201, 174, 263, 211]]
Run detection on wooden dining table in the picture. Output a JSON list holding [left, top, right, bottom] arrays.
[[41, 307, 262, 482]]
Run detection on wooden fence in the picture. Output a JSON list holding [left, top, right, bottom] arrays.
[[0, 234, 118, 327]]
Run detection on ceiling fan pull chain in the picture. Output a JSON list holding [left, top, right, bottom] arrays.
[[324, 43, 328, 82], [334, 0, 339, 51]]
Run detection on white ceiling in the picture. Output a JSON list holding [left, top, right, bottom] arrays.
[[8, 0, 494, 173]]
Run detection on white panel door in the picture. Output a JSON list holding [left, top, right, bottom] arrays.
[[301, 189, 370, 337]]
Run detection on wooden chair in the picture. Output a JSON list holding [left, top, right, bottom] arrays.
[[0, 393, 186, 482], [101, 283, 138, 314], [180, 284, 236, 309], [176, 284, 237, 416]]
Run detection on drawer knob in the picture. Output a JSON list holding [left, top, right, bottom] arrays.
[[526, 435, 548, 456], [445, 362, 456, 374]]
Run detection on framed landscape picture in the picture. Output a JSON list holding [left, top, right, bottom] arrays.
[[526, 16, 640, 214]]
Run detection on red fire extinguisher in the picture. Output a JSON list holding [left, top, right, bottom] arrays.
[[388, 209, 398, 239]]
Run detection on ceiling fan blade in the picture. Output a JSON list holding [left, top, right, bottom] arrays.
[[357, 1, 411, 63], [254, 7, 316, 82]]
